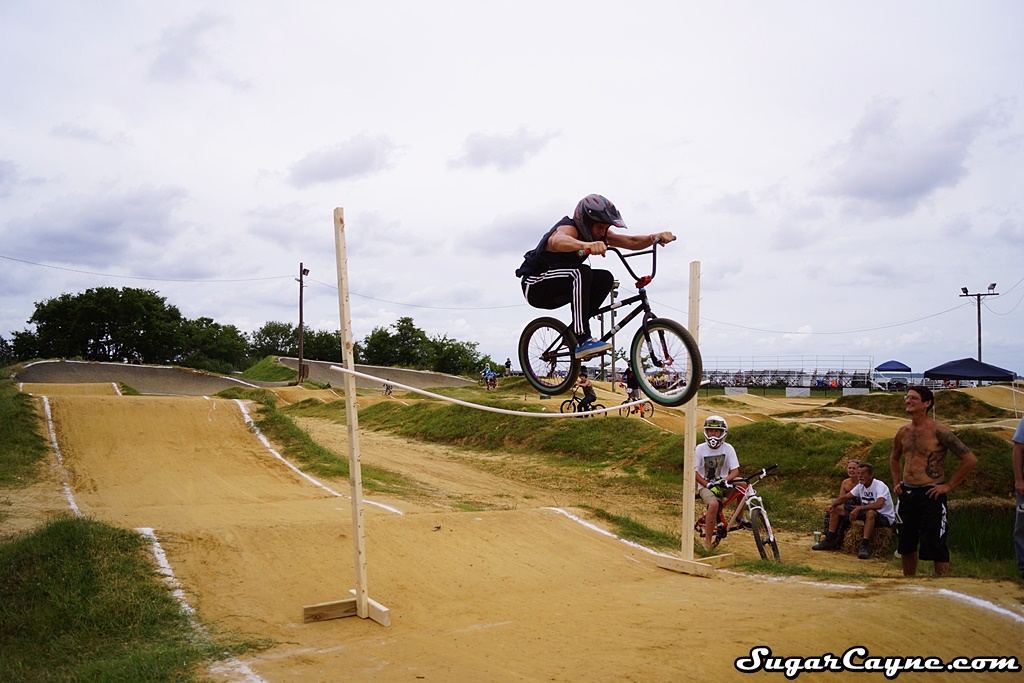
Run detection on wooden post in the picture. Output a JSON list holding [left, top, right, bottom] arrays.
[[656, 260, 730, 575], [303, 208, 390, 626]]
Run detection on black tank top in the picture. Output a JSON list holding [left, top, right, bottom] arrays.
[[514, 217, 585, 278]]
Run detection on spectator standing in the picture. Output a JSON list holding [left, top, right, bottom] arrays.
[[889, 386, 977, 576]]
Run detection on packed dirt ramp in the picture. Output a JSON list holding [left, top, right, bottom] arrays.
[[9, 370, 1024, 681]]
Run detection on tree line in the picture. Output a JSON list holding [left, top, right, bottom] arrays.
[[0, 287, 495, 377]]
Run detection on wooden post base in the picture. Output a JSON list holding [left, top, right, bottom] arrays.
[[655, 552, 733, 577], [303, 591, 391, 626]]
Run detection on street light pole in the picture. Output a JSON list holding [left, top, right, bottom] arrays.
[[959, 284, 998, 362], [297, 263, 310, 382]]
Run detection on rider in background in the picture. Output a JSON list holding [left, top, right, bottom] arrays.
[[515, 194, 676, 359], [575, 368, 597, 413], [623, 366, 640, 403], [694, 415, 740, 552]]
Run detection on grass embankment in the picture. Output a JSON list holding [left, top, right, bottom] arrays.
[[217, 387, 409, 493], [283, 378, 1020, 579], [240, 355, 297, 382], [0, 379, 267, 681]]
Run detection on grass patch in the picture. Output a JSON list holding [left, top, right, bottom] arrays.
[[0, 380, 49, 489], [0, 515, 267, 682], [583, 506, 679, 548], [239, 356, 296, 382], [219, 389, 409, 493]]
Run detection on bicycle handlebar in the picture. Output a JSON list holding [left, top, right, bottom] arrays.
[[576, 237, 663, 286], [734, 463, 779, 484]]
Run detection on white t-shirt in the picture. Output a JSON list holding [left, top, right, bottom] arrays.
[[694, 442, 739, 488], [850, 479, 895, 524]]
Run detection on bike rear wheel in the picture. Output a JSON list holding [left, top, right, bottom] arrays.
[[519, 317, 580, 395], [589, 403, 606, 417], [629, 318, 702, 407], [750, 508, 781, 562], [640, 400, 654, 418]]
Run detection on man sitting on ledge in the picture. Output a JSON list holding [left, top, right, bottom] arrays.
[[813, 462, 896, 559]]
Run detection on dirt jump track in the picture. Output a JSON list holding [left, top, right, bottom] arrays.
[[9, 363, 1024, 681]]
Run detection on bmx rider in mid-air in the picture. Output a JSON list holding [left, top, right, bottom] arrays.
[[515, 194, 676, 359]]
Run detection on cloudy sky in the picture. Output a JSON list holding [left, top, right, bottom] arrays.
[[2, 1, 1022, 377]]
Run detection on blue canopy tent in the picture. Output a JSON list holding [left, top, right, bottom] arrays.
[[875, 360, 911, 372]]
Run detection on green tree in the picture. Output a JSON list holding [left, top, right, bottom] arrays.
[[302, 328, 341, 362], [428, 334, 485, 376], [12, 288, 184, 362], [178, 317, 249, 371], [249, 321, 296, 358], [0, 335, 13, 367], [357, 317, 432, 369]]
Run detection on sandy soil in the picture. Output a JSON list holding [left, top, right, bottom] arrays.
[[7, 378, 1024, 682]]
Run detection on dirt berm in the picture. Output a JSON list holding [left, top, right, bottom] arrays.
[[8, 368, 1024, 681]]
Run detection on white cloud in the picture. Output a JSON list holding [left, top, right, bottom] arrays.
[[288, 135, 398, 188]]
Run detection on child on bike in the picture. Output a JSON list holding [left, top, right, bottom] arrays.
[[695, 415, 740, 552], [575, 367, 597, 413], [623, 367, 640, 403]]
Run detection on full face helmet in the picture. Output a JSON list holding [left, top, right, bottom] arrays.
[[703, 415, 728, 448], [573, 194, 626, 242]]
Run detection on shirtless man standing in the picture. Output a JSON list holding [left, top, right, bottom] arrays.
[[890, 386, 977, 576]]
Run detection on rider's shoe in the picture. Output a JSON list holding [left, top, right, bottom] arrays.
[[575, 337, 612, 358], [738, 518, 753, 530]]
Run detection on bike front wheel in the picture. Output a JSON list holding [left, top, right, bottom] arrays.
[[750, 508, 781, 562], [629, 318, 702, 406], [618, 401, 631, 417], [519, 317, 580, 395], [560, 399, 575, 414]]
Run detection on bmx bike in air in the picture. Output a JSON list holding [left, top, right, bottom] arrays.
[[517, 238, 702, 407]]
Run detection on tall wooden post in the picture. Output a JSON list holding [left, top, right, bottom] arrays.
[[302, 208, 390, 626]]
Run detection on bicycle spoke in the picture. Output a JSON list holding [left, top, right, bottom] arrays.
[[518, 317, 579, 395], [630, 318, 702, 407]]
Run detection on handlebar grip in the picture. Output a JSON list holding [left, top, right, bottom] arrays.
[[577, 248, 592, 257]]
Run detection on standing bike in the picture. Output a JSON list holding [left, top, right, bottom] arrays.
[[517, 239, 702, 407], [695, 464, 781, 562]]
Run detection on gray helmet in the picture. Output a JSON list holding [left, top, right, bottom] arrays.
[[573, 194, 626, 241]]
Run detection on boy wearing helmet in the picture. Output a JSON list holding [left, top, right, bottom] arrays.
[[695, 415, 740, 552], [515, 194, 676, 358]]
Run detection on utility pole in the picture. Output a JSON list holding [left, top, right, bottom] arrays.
[[297, 263, 310, 382], [959, 283, 998, 362]]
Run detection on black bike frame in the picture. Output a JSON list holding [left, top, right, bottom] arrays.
[[590, 244, 661, 354]]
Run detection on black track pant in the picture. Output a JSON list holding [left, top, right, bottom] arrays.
[[521, 264, 614, 339]]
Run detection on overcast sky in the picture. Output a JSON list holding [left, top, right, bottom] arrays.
[[2, 1, 1022, 377]]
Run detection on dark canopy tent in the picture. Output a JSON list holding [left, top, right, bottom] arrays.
[[923, 358, 1018, 417], [923, 358, 1014, 382], [875, 360, 911, 372]]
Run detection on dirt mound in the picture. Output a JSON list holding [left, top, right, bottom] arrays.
[[12, 385, 1024, 681]]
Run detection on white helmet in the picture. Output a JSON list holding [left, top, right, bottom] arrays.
[[703, 415, 728, 448]]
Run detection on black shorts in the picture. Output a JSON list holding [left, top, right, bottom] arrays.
[[897, 484, 949, 562]]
